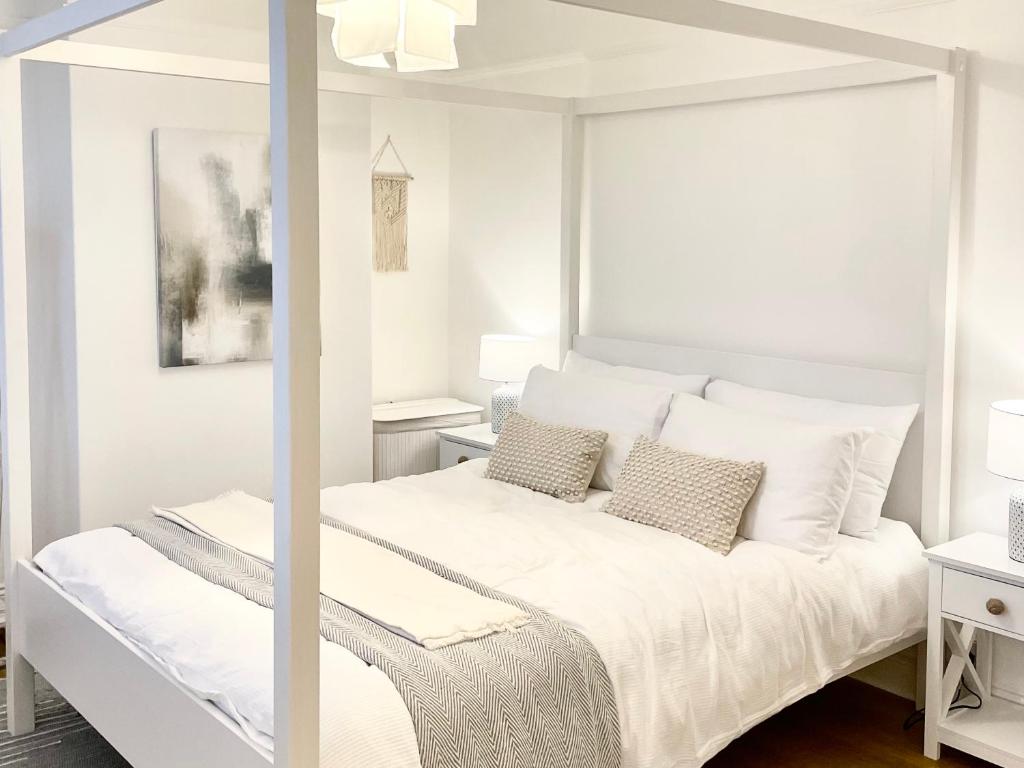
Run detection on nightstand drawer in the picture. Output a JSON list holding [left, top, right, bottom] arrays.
[[439, 440, 492, 470], [942, 567, 1024, 637]]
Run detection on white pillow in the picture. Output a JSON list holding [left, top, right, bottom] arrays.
[[659, 394, 865, 560], [517, 366, 673, 491], [563, 350, 710, 396], [705, 380, 918, 539]]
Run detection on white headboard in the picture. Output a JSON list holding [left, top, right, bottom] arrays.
[[573, 334, 927, 535]]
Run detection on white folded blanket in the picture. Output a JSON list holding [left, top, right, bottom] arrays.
[[155, 491, 528, 649]]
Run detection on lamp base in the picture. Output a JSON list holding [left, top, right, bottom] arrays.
[[1011, 491, 1024, 563], [491, 383, 522, 434]]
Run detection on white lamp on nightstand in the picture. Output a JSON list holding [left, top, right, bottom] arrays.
[[479, 334, 535, 434], [987, 400, 1024, 562]]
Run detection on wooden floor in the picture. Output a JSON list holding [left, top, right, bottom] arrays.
[[708, 677, 991, 767]]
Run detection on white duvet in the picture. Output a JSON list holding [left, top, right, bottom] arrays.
[[35, 460, 927, 768]]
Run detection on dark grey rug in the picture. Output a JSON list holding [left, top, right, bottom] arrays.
[[0, 676, 130, 767]]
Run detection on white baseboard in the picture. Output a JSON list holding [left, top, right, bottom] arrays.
[[851, 645, 918, 701]]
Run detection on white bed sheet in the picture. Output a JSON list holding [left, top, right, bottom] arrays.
[[35, 460, 927, 768]]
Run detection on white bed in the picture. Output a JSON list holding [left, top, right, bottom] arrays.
[[33, 459, 927, 768], [0, 4, 967, 763]]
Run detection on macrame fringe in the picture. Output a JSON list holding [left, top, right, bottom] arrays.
[[373, 174, 409, 272]]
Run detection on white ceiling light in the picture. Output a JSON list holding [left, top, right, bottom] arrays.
[[316, 0, 477, 73]]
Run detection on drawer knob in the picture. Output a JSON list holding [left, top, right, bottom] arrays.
[[457, 455, 470, 464], [986, 598, 1006, 616]]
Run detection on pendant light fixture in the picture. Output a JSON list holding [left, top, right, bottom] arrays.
[[316, 0, 477, 73]]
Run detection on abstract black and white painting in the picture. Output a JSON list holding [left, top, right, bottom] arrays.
[[154, 128, 272, 367]]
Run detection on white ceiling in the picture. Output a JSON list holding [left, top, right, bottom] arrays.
[[1, 0, 700, 70], [0, 0, 954, 82]]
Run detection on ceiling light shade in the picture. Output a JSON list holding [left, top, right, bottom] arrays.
[[403, 0, 455, 62], [317, 0, 476, 73], [333, 0, 399, 61], [436, 0, 477, 25]]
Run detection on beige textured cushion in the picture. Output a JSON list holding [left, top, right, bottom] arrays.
[[485, 413, 608, 503], [602, 436, 764, 554]]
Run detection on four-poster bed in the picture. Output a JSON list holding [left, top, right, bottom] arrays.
[[0, 1, 966, 766]]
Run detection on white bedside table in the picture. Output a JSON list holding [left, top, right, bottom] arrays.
[[923, 533, 1024, 767], [438, 423, 498, 469]]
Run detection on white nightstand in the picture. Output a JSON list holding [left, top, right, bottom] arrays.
[[438, 423, 498, 469], [923, 533, 1024, 767]]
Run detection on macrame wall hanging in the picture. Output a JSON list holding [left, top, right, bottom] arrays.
[[371, 135, 413, 273]]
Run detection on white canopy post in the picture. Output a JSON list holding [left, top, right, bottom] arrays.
[[0, 54, 36, 736], [559, 105, 583, 361], [269, 0, 321, 766], [921, 48, 968, 549]]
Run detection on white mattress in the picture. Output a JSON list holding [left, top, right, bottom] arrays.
[[35, 460, 927, 767]]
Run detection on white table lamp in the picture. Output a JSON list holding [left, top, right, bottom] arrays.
[[479, 334, 535, 433], [987, 400, 1024, 562]]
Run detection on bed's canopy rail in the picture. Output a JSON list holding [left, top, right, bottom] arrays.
[[0, 1, 965, 765], [15, 39, 569, 114], [557, 0, 955, 71], [0, 0, 162, 57]]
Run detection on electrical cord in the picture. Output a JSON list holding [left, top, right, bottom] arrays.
[[903, 675, 983, 730]]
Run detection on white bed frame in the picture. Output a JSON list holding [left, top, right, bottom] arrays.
[[9, 334, 932, 768], [0, 2, 965, 766]]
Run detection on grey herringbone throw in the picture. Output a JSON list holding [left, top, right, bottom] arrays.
[[118, 517, 621, 768]]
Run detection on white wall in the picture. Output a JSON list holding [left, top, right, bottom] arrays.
[[61, 67, 372, 531], [22, 66, 563, 539], [581, 78, 935, 373], [448, 105, 563, 415], [23, 66, 561, 537], [370, 98, 451, 404]]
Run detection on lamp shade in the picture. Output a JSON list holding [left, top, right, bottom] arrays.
[[479, 335, 535, 383], [987, 401, 1024, 481]]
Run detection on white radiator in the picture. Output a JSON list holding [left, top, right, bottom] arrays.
[[372, 398, 483, 482]]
